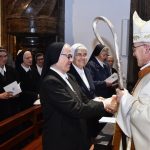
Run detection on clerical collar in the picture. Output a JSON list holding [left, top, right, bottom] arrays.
[[21, 64, 31, 72], [140, 61, 150, 70], [95, 57, 105, 67]]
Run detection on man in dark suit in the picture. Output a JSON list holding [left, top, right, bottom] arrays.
[[34, 52, 44, 77], [40, 42, 118, 150], [106, 55, 118, 96], [107, 55, 117, 74], [33, 52, 44, 92], [0, 48, 20, 121]]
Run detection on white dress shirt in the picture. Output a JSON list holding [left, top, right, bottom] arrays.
[[0, 65, 6, 76], [36, 64, 42, 75]]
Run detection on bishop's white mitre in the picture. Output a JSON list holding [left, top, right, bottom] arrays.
[[133, 11, 150, 43]]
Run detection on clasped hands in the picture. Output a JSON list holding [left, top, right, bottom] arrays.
[[96, 95, 118, 114], [94, 88, 125, 114], [103, 95, 118, 113], [103, 88, 125, 113]]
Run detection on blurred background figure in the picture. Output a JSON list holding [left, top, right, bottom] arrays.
[[107, 55, 118, 96], [34, 52, 44, 93], [107, 55, 117, 74], [34, 52, 44, 77], [0, 48, 20, 121]]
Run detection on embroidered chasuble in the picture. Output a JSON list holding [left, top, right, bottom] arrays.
[[112, 66, 150, 150]]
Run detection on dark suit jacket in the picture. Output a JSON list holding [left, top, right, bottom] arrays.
[[0, 65, 20, 121], [34, 65, 41, 77], [40, 69, 106, 150], [33, 65, 42, 92], [86, 57, 112, 98]]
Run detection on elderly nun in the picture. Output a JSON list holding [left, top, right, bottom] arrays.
[[15, 50, 39, 110]]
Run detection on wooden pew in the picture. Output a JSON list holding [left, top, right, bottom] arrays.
[[0, 105, 114, 150], [22, 135, 42, 150], [0, 105, 42, 150]]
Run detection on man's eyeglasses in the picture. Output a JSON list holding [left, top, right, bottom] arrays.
[[36, 58, 44, 61], [132, 44, 145, 50], [61, 53, 73, 59]]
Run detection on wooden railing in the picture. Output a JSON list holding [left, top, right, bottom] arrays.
[[0, 105, 42, 150]]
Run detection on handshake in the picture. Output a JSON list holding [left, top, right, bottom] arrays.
[[96, 95, 118, 114]]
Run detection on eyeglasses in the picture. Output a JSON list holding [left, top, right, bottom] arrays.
[[132, 44, 145, 50], [61, 53, 73, 59], [36, 58, 44, 61]]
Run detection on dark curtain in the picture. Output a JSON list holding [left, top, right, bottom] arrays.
[[127, 0, 150, 92]]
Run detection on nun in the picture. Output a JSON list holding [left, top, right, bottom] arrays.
[[15, 50, 39, 110], [69, 43, 95, 99], [40, 42, 118, 150], [86, 44, 114, 98], [68, 43, 114, 141]]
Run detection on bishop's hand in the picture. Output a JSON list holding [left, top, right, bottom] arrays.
[[102, 95, 118, 114]]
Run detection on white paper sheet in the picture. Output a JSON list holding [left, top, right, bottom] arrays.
[[3, 81, 22, 96], [99, 117, 116, 123], [105, 73, 118, 83]]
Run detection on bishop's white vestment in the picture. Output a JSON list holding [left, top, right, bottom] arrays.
[[116, 66, 150, 150]]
